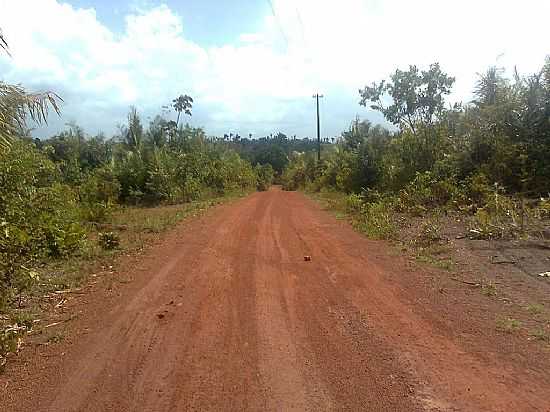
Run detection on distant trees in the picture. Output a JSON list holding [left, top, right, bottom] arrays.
[[253, 145, 288, 174], [227, 132, 321, 177]]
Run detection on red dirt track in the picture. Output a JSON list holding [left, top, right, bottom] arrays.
[[1, 188, 549, 411]]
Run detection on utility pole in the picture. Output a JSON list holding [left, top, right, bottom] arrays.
[[313, 93, 323, 161]]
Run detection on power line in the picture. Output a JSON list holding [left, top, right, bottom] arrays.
[[294, 6, 309, 53], [266, 0, 289, 49]]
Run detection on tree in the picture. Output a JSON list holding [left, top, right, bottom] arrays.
[[254, 145, 288, 174], [341, 117, 372, 150], [473, 66, 508, 107], [172, 94, 193, 128], [125, 106, 144, 154], [359, 63, 454, 133], [146, 115, 169, 148]]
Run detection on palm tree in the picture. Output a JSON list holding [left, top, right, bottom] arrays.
[[172, 94, 193, 128], [474, 67, 505, 106], [0, 30, 8, 55], [123, 106, 144, 156], [0, 29, 61, 152]]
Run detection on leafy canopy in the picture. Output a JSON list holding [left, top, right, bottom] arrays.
[[172, 94, 193, 128], [359, 63, 455, 133]]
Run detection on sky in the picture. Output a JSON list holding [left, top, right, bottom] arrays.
[[0, 0, 548, 139]]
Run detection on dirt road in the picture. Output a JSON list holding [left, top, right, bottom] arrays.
[[2, 188, 549, 411]]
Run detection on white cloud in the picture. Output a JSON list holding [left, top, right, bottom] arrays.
[[0, 0, 548, 138]]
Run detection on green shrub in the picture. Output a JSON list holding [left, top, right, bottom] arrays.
[[145, 148, 178, 202], [256, 163, 274, 191], [0, 142, 86, 305], [79, 166, 120, 222], [98, 232, 120, 250], [345, 193, 364, 213], [345, 195, 396, 240], [463, 173, 492, 210], [396, 171, 460, 215], [535, 198, 550, 220], [467, 184, 531, 239], [182, 177, 203, 201], [415, 219, 442, 246], [281, 154, 309, 190], [114, 152, 147, 203], [359, 201, 396, 239]]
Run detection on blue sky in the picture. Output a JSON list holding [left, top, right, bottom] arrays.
[[0, 0, 548, 139], [68, 0, 268, 46]]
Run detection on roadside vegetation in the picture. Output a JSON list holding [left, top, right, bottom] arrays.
[[282, 60, 550, 243], [283, 59, 550, 342]]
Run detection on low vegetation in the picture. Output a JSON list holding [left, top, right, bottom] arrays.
[[283, 60, 550, 246], [496, 317, 522, 333]]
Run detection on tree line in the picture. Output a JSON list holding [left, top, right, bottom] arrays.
[[283, 60, 550, 198]]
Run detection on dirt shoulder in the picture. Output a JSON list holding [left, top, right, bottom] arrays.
[[1, 188, 549, 411]]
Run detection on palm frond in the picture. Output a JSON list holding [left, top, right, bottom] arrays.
[[0, 82, 62, 152], [0, 30, 9, 56]]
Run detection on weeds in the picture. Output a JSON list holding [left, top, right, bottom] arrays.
[[354, 201, 396, 240], [496, 317, 522, 333], [415, 254, 454, 271], [481, 281, 498, 297], [530, 328, 550, 342], [45, 330, 65, 344], [420, 219, 442, 243], [525, 303, 544, 315], [343, 194, 397, 240], [98, 232, 120, 250]]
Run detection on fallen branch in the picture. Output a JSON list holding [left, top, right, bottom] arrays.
[[90, 222, 128, 231], [451, 277, 481, 287], [44, 315, 76, 329], [53, 288, 85, 295], [55, 298, 67, 308]]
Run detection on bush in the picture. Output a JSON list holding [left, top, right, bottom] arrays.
[[79, 166, 120, 222], [415, 219, 442, 246], [345, 194, 396, 239], [281, 154, 309, 190], [467, 185, 531, 239], [345, 193, 364, 213], [98, 232, 120, 250], [0, 142, 86, 305], [536, 198, 550, 220], [396, 171, 460, 215], [114, 152, 147, 203], [256, 163, 274, 191]]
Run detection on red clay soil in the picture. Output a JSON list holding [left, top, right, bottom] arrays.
[[1, 188, 549, 411]]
